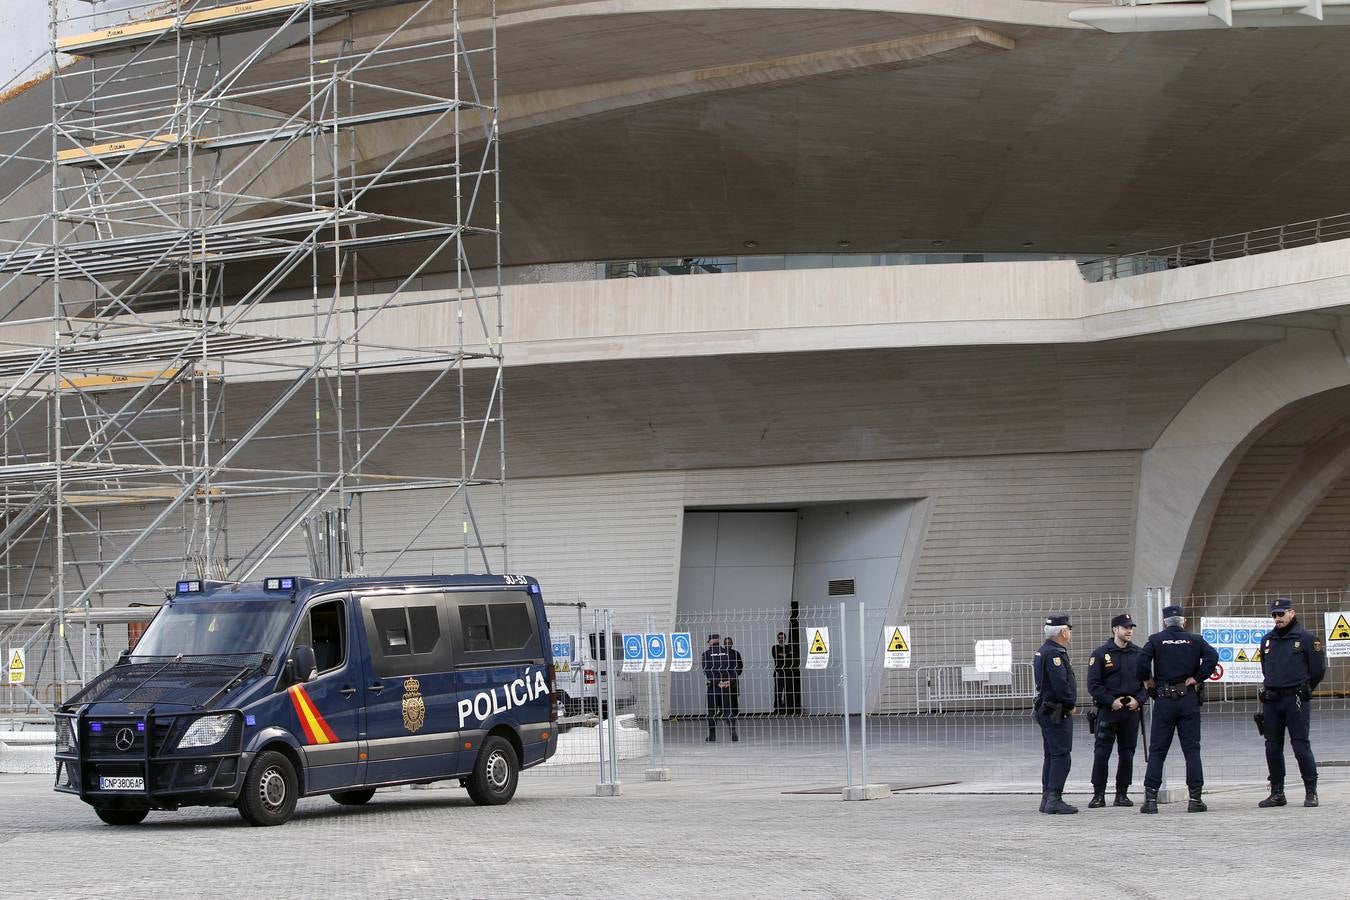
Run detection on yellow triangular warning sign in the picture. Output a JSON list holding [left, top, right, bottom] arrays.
[[1330, 614, 1350, 641], [1235, 648, 1249, 662], [7, 650, 20, 670], [810, 631, 828, 654], [888, 628, 909, 653], [1251, 649, 1262, 662]]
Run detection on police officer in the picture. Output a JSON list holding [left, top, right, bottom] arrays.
[[1033, 613, 1077, 814], [701, 634, 736, 742], [1086, 613, 1147, 808], [1137, 604, 1219, 814], [1257, 597, 1327, 808]]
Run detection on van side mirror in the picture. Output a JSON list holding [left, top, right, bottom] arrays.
[[288, 645, 317, 684]]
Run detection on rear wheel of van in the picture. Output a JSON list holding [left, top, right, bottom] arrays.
[[94, 807, 148, 826], [465, 735, 518, 806], [330, 788, 376, 806], [238, 750, 298, 826]]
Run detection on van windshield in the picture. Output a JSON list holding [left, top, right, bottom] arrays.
[[133, 600, 293, 659]]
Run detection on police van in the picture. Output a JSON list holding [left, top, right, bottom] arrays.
[[54, 574, 558, 827]]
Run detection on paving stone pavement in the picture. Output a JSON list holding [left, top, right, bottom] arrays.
[[0, 769, 1344, 899]]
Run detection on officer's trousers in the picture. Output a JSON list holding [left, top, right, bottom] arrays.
[[1264, 692, 1316, 786], [773, 670, 789, 714], [706, 683, 733, 727], [1143, 693, 1203, 790], [1090, 707, 1141, 793], [1036, 709, 1073, 792]]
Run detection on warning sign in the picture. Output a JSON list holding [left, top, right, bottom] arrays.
[[6, 647, 24, 684], [806, 628, 830, 670], [883, 625, 912, 669], [1323, 612, 1350, 659], [1235, 648, 1249, 663], [1200, 616, 1267, 683]]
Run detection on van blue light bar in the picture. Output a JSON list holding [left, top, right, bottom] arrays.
[[175, 580, 203, 594], [264, 577, 296, 591]]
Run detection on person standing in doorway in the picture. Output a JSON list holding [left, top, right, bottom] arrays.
[[1137, 604, 1219, 814], [701, 634, 734, 742], [724, 636, 743, 741], [1086, 614, 1146, 808], [1033, 613, 1078, 815], [1257, 596, 1327, 809], [771, 631, 791, 714]]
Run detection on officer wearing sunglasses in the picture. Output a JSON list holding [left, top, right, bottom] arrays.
[[1256, 597, 1327, 809]]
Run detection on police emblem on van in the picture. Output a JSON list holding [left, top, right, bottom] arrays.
[[402, 677, 426, 733]]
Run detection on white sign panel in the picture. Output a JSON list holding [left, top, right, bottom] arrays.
[[622, 633, 645, 673], [974, 639, 1012, 674], [1324, 612, 1350, 659], [6, 647, 24, 684], [1200, 616, 1268, 683], [805, 628, 830, 670], [883, 625, 912, 669], [670, 632, 693, 672], [644, 633, 668, 672]]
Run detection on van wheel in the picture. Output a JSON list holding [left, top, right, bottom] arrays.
[[465, 735, 518, 806], [238, 750, 298, 826], [95, 807, 148, 826], [330, 788, 376, 806]]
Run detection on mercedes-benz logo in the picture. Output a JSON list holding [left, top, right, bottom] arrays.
[[114, 727, 135, 751]]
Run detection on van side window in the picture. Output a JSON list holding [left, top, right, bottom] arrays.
[[295, 599, 346, 674], [460, 605, 492, 652], [361, 594, 453, 677], [372, 607, 410, 656], [490, 603, 532, 651], [448, 590, 542, 665]]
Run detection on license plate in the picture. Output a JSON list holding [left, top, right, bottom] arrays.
[[99, 776, 144, 791]]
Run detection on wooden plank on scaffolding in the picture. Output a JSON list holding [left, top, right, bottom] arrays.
[[58, 366, 218, 391], [57, 134, 181, 166]]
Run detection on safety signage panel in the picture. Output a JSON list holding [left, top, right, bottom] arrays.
[[1323, 612, 1350, 659], [622, 634, 645, 673], [6, 647, 24, 684], [1200, 616, 1268, 682], [670, 632, 693, 672], [974, 639, 1012, 673], [805, 628, 830, 669], [645, 633, 668, 672], [883, 625, 912, 669], [550, 636, 575, 674]]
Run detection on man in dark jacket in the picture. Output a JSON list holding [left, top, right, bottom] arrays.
[[723, 636, 744, 741], [701, 634, 735, 742], [1137, 604, 1219, 814], [1033, 613, 1078, 815], [1256, 597, 1327, 808], [1086, 613, 1148, 808]]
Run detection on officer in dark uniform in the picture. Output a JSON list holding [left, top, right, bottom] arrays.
[[701, 634, 736, 742], [1136, 604, 1219, 814], [1033, 613, 1078, 815], [771, 631, 791, 715], [1257, 597, 1327, 808], [1086, 613, 1147, 808]]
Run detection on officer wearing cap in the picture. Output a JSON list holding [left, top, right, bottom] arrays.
[[1033, 613, 1078, 814], [701, 634, 735, 742], [1136, 604, 1219, 814], [1086, 613, 1147, 808], [1256, 597, 1327, 809]]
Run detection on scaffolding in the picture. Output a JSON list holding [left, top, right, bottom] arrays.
[[0, 0, 505, 714]]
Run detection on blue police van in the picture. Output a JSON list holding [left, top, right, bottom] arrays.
[[54, 574, 558, 826]]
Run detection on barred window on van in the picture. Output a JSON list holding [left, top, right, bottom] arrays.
[[460, 605, 493, 652], [459, 601, 532, 653], [372, 607, 410, 656]]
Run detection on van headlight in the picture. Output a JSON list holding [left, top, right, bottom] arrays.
[[176, 714, 234, 749]]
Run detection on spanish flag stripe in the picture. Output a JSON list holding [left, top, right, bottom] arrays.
[[287, 686, 319, 743], [287, 685, 336, 745]]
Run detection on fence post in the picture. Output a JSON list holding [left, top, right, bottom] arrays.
[[844, 601, 889, 801], [595, 608, 621, 796], [644, 613, 670, 782], [840, 599, 852, 789]]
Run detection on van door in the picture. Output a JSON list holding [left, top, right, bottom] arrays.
[[286, 596, 363, 793], [357, 592, 459, 785]]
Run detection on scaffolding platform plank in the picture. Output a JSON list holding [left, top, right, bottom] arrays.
[[0, 328, 319, 379], [56, 134, 182, 166], [58, 0, 416, 55]]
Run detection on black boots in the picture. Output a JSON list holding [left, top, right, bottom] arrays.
[[730, 724, 739, 743], [1088, 792, 1106, 809], [1187, 787, 1207, 813], [1140, 787, 1158, 814], [1113, 791, 1134, 807], [705, 726, 716, 742], [1258, 783, 1286, 808], [1041, 791, 1078, 814], [1305, 780, 1319, 808]]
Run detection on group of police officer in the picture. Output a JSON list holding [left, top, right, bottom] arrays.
[[1034, 597, 1327, 815]]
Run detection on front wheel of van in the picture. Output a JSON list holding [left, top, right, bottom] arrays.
[[238, 750, 298, 826], [330, 788, 376, 806], [95, 807, 148, 826], [465, 735, 519, 806]]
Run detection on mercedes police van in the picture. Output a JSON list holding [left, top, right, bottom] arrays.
[[54, 574, 558, 826]]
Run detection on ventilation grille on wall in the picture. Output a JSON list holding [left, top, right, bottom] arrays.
[[827, 578, 856, 597]]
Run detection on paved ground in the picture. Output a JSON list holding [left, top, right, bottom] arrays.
[[0, 768, 1343, 899]]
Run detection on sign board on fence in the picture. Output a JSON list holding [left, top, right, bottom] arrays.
[[1323, 612, 1350, 659], [6, 647, 24, 684], [670, 632, 693, 672], [645, 633, 668, 672], [883, 625, 912, 669], [974, 639, 1012, 673], [806, 627, 830, 669], [622, 634, 645, 673], [550, 636, 575, 674], [1200, 616, 1268, 682]]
